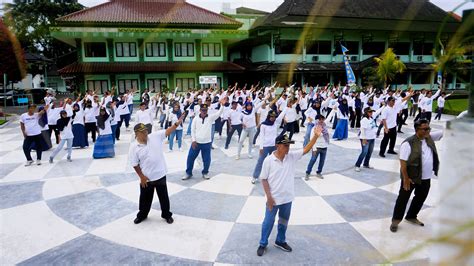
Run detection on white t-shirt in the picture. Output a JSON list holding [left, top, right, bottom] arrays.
[[98, 116, 113, 135], [381, 104, 401, 129], [129, 130, 168, 181], [257, 107, 270, 125], [242, 111, 257, 128], [437, 96, 445, 108], [229, 109, 243, 125], [47, 108, 61, 126], [285, 106, 297, 122], [59, 119, 74, 139], [399, 131, 443, 180], [84, 107, 97, 123], [72, 109, 85, 125], [20, 113, 42, 136], [359, 117, 378, 140], [260, 150, 304, 205], [136, 109, 153, 125]]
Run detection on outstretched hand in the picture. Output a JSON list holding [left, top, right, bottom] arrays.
[[313, 125, 323, 137]]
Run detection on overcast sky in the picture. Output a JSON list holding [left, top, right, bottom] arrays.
[[1, 0, 472, 15]]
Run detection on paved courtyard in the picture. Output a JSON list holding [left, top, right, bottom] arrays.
[[0, 113, 451, 265]]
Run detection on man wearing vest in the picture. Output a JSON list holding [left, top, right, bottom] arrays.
[[390, 119, 443, 232]]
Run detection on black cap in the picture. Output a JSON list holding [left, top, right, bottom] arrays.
[[200, 103, 208, 109], [315, 114, 325, 120], [267, 110, 277, 117], [275, 134, 295, 145], [364, 107, 375, 113], [134, 123, 148, 132]]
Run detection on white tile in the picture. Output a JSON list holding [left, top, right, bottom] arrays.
[[0, 133, 18, 143], [3, 160, 56, 182], [191, 173, 254, 196], [379, 179, 439, 207], [0, 140, 23, 152], [42, 175, 103, 200], [163, 149, 192, 174], [304, 173, 374, 196], [236, 196, 346, 225], [85, 154, 129, 176], [369, 158, 400, 173], [92, 212, 234, 262], [219, 146, 247, 157], [0, 201, 85, 265], [0, 150, 28, 164], [330, 139, 362, 150], [107, 181, 187, 203], [350, 208, 435, 263]]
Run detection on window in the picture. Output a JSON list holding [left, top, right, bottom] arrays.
[[275, 40, 301, 54], [389, 42, 410, 55], [413, 42, 434, 55], [84, 42, 107, 57], [202, 43, 221, 57], [306, 41, 332, 54], [336, 41, 359, 54], [117, 79, 138, 94], [176, 78, 195, 91], [115, 42, 137, 57], [147, 79, 167, 91], [145, 42, 166, 57], [362, 41, 386, 55], [175, 43, 194, 57], [411, 72, 432, 84], [87, 80, 109, 94]]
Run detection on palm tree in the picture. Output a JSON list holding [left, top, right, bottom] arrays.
[[374, 48, 407, 87], [432, 40, 473, 89]]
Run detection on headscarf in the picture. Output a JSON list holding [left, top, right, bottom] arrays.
[[96, 108, 109, 130], [72, 103, 79, 120], [242, 102, 253, 115], [172, 103, 182, 118], [338, 99, 349, 116], [56, 111, 70, 132], [262, 110, 277, 126], [38, 106, 48, 128]]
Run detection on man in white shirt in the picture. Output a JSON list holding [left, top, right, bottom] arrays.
[[434, 91, 452, 120], [20, 104, 49, 166], [129, 118, 183, 225], [257, 127, 322, 256], [419, 89, 441, 122], [390, 119, 443, 232], [183, 98, 226, 180], [135, 102, 154, 133], [224, 101, 243, 149]]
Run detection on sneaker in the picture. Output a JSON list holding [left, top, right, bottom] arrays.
[[134, 217, 146, 224], [355, 167, 361, 172], [397, 131, 404, 134], [182, 174, 192, 180], [202, 174, 210, 180], [405, 218, 425, 226], [305, 173, 310, 181], [49, 157, 53, 164], [387, 151, 398, 155], [67, 157, 72, 162], [251, 178, 257, 184], [235, 155, 240, 160], [178, 147, 183, 152], [257, 246, 266, 256], [316, 173, 324, 179], [379, 153, 386, 158], [25, 160, 34, 167], [248, 154, 253, 159], [165, 217, 174, 224], [36, 160, 42, 165], [363, 165, 374, 169], [212, 144, 218, 149], [274, 242, 292, 252], [390, 220, 401, 232]]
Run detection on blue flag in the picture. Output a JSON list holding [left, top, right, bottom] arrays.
[[341, 44, 356, 85], [437, 70, 442, 85]]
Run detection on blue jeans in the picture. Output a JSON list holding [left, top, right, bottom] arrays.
[[169, 129, 183, 150], [128, 104, 133, 115], [186, 142, 211, 176], [50, 138, 73, 159], [306, 148, 327, 174], [252, 146, 276, 179], [111, 124, 117, 144], [303, 123, 314, 147], [186, 117, 194, 135], [259, 202, 292, 247], [355, 139, 375, 167]]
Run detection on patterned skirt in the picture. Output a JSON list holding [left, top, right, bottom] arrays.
[[93, 134, 115, 159], [72, 124, 89, 148]]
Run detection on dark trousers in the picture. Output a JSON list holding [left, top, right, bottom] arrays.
[[434, 107, 443, 120], [215, 118, 225, 136], [350, 108, 362, 128], [300, 109, 307, 126], [423, 111, 432, 122], [379, 127, 397, 155], [225, 124, 243, 148], [410, 104, 418, 117], [137, 176, 172, 220], [48, 125, 60, 144], [85, 122, 97, 142], [281, 121, 298, 140], [397, 109, 408, 132], [253, 126, 260, 145], [23, 134, 43, 161], [392, 179, 430, 221]]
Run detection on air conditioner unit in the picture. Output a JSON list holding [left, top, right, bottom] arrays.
[[312, 56, 319, 62], [417, 56, 423, 62], [350, 56, 358, 61]]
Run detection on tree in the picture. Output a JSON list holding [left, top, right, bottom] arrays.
[[2, 0, 84, 60], [361, 66, 383, 88], [0, 19, 27, 82], [374, 48, 407, 87]]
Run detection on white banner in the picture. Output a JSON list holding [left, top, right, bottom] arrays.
[[199, 76, 217, 84]]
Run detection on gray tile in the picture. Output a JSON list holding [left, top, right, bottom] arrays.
[[0, 162, 22, 179], [0, 181, 44, 209], [114, 142, 131, 156], [45, 158, 94, 178], [251, 178, 318, 197], [99, 172, 138, 187], [323, 188, 398, 222], [18, 234, 211, 266], [342, 168, 400, 187], [216, 223, 387, 264], [167, 188, 246, 222], [46, 189, 137, 231]]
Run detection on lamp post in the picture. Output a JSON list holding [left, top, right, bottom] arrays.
[[3, 73, 6, 121]]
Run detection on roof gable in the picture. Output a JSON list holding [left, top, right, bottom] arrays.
[[57, 0, 241, 28]]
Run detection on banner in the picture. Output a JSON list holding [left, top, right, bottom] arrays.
[[341, 44, 356, 85]]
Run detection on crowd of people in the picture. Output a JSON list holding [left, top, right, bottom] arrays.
[[18, 81, 448, 256]]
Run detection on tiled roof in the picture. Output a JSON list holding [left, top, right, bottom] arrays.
[[58, 61, 245, 74], [57, 0, 241, 28]]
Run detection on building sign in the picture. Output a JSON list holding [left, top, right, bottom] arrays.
[[199, 76, 218, 84]]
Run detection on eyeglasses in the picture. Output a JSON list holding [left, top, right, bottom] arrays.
[[419, 127, 431, 131]]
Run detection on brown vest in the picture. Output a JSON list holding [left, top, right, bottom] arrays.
[[401, 135, 439, 184]]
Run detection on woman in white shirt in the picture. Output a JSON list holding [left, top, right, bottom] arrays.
[[332, 98, 350, 140], [93, 107, 115, 159], [282, 99, 298, 140], [305, 114, 330, 180], [49, 110, 74, 163], [71, 102, 88, 148], [84, 100, 98, 143], [167, 102, 184, 151], [237, 102, 258, 160], [47, 102, 61, 144], [136, 102, 154, 133], [355, 107, 380, 171]]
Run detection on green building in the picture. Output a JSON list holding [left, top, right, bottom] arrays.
[[52, 0, 247, 95], [227, 0, 468, 90]]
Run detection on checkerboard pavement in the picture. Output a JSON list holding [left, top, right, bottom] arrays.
[[0, 114, 450, 265]]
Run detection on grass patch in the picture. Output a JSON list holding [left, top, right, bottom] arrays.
[[0, 119, 7, 125], [434, 98, 469, 116]]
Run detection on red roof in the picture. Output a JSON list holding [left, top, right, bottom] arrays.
[[57, 0, 241, 27], [58, 61, 245, 74]]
